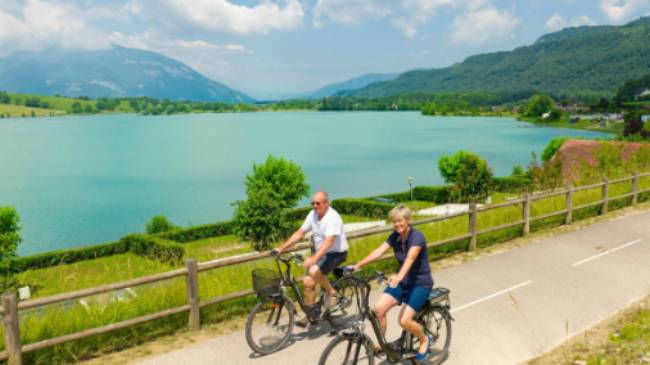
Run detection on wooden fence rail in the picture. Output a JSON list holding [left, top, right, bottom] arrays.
[[1, 171, 650, 364]]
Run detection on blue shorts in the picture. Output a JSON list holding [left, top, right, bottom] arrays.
[[384, 284, 432, 312]]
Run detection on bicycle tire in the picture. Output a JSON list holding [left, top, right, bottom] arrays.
[[245, 296, 295, 355], [319, 334, 375, 365], [326, 276, 367, 330], [409, 306, 452, 365]]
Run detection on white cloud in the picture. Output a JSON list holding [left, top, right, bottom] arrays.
[[545, 13, 596, 31], [162, 0, 304, 34], [449, 5, 520, 44], [0, 0, 110, 54], [313, 0, 458, 37], [601, 0, 650, 23]]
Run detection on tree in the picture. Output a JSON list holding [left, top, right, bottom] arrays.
[[0, 206, 21, 292], [146, 214, 176, 235], [71, 102, 83, 114], [527, 152, 563, 190], [525, 94, 558, 120], [438, 151, 493, 202], [511, 164, 525, 176], [234, 156, 309, 250], [244, 155, 309, 208], [232, 189, 293, 251], [624, 110, 644, 137]]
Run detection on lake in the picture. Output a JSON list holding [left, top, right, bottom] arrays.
[[0, 112, 609, 255]]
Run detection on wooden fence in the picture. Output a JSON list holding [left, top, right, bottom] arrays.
[[1, 172, 649, 364]]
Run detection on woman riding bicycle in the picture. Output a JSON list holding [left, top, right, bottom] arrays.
[[352, 205, 433, 361]]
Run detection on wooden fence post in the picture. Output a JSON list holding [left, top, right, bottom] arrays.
[[601, 177, 609, 215], [565, 184, 573, 225], [468, 202, 477, 251], [632, 172, 639, 205], [2, 293, 22, 365], [523, 193, 531, 236], [185, 259, 200, 331]]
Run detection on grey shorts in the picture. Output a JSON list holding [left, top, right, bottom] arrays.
[[316, 251, 348, 275]]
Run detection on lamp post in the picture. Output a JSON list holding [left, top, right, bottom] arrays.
[[408, 176, 414, 201]]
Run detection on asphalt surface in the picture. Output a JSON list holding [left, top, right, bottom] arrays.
[[137, 210, 650, 365]]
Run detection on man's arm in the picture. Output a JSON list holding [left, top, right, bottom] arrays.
[[302, 235, 335, 268], [276, 228, 306, 253]]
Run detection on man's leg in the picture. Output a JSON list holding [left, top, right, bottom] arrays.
[[309, 264, 336, 296], [302, 275, 317, 305]]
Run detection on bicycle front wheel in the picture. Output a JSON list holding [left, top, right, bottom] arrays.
[[319, 335, 375, 365], [245, 296, 295, 355]]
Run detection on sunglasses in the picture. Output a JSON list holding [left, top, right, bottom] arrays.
[[311, 201, 326, 206]]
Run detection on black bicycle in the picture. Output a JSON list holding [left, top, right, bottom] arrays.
[[318, 271, 452, 365], [245, 252, 367, 355]]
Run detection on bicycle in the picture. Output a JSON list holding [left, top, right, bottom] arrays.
[[318, 271, 452, 365], [245, 252, 367, 355]]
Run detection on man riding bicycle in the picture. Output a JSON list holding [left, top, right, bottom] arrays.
[[352, 205, 434, 361], [273, 191, 349, 327]]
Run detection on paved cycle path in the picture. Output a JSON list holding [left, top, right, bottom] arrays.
[[137, 210, 650, 365]]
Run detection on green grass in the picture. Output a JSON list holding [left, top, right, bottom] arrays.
[[8, 178, 650, 364], [0, 104, 65, 118]]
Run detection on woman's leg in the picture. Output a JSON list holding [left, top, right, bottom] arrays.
[[398, 306, 428, 353], [374, 293, 399, 344]]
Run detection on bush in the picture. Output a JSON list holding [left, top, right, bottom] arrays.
[[233, 189, 293, 251], [330, 198, 393, 218], [244, 155, 310, 208], [12, 241, 129, 272], [157, 220, 235, 243], [1, 206, 21, 290], [542, 137, 570, 163], [120, 234, 184, 265], [438, 151, 493, 202], [491, 176, 532, 193], [146, 215, 176, 235], [412, 185, 454, 203]]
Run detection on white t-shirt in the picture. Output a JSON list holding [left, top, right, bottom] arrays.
[[300, 207, 349, 253]]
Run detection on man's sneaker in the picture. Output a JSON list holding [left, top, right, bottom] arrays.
[[325, 294, 341, 311], [295, 316, 310, 328]]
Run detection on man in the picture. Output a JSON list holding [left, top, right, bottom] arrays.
[[273, 191, 348, 327]]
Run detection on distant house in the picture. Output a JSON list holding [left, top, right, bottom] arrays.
[[635, 88, 650, 100], [555, 140, 645, 182]]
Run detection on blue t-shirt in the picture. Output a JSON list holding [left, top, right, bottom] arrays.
[[387, 227, 434, 288]]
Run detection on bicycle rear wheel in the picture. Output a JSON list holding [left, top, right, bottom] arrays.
[[408, 306, 451, 365], [326, 276, 367, 330], [245, 296, 295, 355], [319, 334, 375, 365]]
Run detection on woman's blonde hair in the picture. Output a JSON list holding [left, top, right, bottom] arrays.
[[388, 204, 412, 221]]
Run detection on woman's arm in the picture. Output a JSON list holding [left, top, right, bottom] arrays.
[[388, 246, 421, 287], [353, 242, 391, 271]]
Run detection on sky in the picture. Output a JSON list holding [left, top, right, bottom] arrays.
[[0, 0, 649, 99]]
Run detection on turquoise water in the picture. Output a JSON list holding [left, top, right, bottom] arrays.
[[0, 112, 608, 255]]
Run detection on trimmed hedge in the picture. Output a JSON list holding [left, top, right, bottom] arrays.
[[371, 191, 411, 202], [491, 176, 532, 192], [157, 221, 235, 243], [12, 240, 129, 272], [121, 234, 184, 265], [331, 198, 394, 218], [413, 185, 454, 203]]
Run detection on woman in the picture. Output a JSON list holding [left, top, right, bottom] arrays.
[[352, 205, 433, 361]]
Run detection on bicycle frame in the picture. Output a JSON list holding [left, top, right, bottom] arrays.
[[273, 256, 324, 322]]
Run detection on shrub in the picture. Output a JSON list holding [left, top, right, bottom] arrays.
[[244, 155, 310, 208], [491, 176, 532, 192], [1, 206, 21, 291], [120, 234, 184, 265], [331, 198, 393, 218], [541, 136, 569, 163], [157, 221, 235, 243], [146, 214, 176, 235], [12, 241, 129, 272], [438, 151, 493, 202], [233, 188, 293, 251], [412, 185, 453, 203]]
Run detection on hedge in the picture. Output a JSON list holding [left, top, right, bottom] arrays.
[[371, 191, 411, 202], [491, 176, 532, 192], [12, 240, 129, 272], [331, 198, 394, 218], [413, 185, 454, 203], [121, 234, 184, 265], [157, 221, 235, 243]]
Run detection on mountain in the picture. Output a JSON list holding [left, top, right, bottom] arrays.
[[0, 45, 254, 103], [352, 17, 650, 98], [307, 73, 398, 98]]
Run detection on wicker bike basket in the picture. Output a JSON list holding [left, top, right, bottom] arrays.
[[252, 269, 282, 297]]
